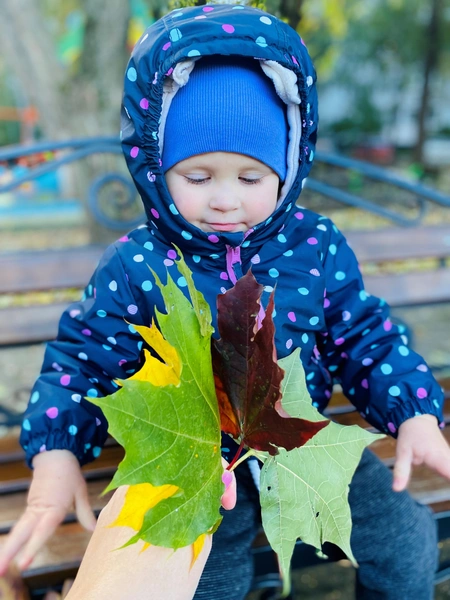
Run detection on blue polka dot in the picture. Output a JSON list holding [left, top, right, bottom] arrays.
[[306, 372, 315, 381], [301, 333, 309, 344], [232, 4, 245, 7], [68, 425, 78, 436], [381, 364, 393, 375], [93, 447, 102, 458], [127, 67, 137, 81], [137, 341, 143, 351], [283, 250, 293, 257], [278, 234, 287, 243], [84, 443, 91, 450], [348, 388, 355, 395], [309, 316, 319, 326], [210, 254, 219, 259], [97, 310, 107, 318], [389, 386, 401, 396], [256, 36, 268, 47], [398, 325, 406, 334], [169, 28, 182, 42], [242, 240, 251, 248], [359, 290, 368, 301], [269, 268, 279, 278], [142, 280, 153, 291], [433, 399, 440, 409], [177, 277, 187, 287], [193, 255, 201, 263], [23, 419, 31, 431], [169, 204, 179, 215], [102, 345, 112, 351], [128, 324, 137, 334], [329, 244, 337, 255], [188, 49, 201, 57], [144, 241, 154, 251], [181, 231, 192, 240], [335, 271, 346, 281], [78, 352, 88, 360], [362, 328, 371, 336], [87, 388, 98, 398], [285, 203, 292, 212], [31, 391, 40, 404], [329, 365, 338, 372], [88, 285, 93, 296], [298, 287, 309, 295], [265, 217, 273, 225], [398, 346, 409, 356]]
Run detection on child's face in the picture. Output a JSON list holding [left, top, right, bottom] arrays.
[[165, 152, 279, 233]]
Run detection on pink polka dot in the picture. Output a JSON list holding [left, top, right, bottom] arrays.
[[383, 320, 392, 332], [251, 254, 260, 264], [82, 329, 91, 336], [52, 362, 63, 372], [140, 98, 149, 110], [39, 444, 46, 453], [46, 407, 59, 419], [163, 259, 174, 267], [119, 236, 129, 242], [324, 298, 331, 309], [96, 418, 102, 426], [220, 272, 229, 280], [292, 55, 299, 65], [194, 15, 206, 19], [166, 67, 174, 76], [301, 38, 307, 47], [151, 208, 159, 219], [69, 309, 81, 318], [222, 24, 235, 33], [307, 237, 318, 245], [287, 311, 296, 322], [361, 379, 369, 389], [203, 5, 214, 11], [341, 352, 348, 359], [167, 249, 177, 260], [335, 337, 345, 346], [310, 268, 320, 277], [60, 375, 71, 386], [118, 359, 127, 367], [325, 390, 331, 399], [342, 311, 351, 321], [387, 422, 396, 433], [440, 421, 445, 429], [416, 387, 428, 399], [362, 358, 373, 366], [163, 42, 171, 51], [286, 339, 293, 350], [294, 212, 304, 220], [416, 364, 428, 372], [130, 146, 139, 158], [208, 234, 219, 243]]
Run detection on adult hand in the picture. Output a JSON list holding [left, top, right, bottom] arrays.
[[0, 450, 96, 575], [393, 414, 450, 491]]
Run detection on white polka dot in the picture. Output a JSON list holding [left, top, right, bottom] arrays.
[[260, 16, 272, 24], [109, 280, 118, 291], [133, 254, 144, 262]]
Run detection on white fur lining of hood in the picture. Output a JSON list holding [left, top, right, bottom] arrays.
[[159, 58, 301, 205]]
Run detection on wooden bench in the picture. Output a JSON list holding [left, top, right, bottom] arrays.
[[1, 223, 450, 597]]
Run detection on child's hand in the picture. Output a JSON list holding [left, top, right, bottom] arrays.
[[393, 414, 450, 491], [0, 449, 96, 575], [221, 458, 237, 510]]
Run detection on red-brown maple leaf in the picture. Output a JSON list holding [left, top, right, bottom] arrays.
[[212, 270, 328, 457]]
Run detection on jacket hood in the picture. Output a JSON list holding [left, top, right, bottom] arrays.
[[121, 4, 318, 256]]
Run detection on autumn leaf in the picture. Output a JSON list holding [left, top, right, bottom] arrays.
[[88, 254, 223, 550], [258, 348, 385, 596], [212, 270, 328, 456]]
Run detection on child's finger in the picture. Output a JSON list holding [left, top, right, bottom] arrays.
[[74, 486, 97, 532], [17, 509, 65, 570], [0, 511, 37, 575], [393, 445, 413, 492]]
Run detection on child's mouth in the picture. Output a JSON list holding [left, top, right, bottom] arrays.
[[207, 223, 240, 232]]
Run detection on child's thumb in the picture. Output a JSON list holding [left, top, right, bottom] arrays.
[[75, 487, 97, 532]]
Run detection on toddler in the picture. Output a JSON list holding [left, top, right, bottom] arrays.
[[1, 5, 450, 599]]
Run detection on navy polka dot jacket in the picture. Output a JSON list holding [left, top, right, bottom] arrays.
[[21, 5, 444, 467]]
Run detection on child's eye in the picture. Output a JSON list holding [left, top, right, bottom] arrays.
[[185, 176, 209, 185], [240, 177, 262, 185]]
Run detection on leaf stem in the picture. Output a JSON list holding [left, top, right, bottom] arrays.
[[227, 442, 256, 472]]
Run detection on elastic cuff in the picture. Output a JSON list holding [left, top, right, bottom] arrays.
[[387, 397, 444, 437]]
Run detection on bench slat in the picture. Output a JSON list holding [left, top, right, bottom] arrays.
[[345, 226, 450, 263], [364, 269, 450, 307], [0, 246, 104, 294], [0, 303, 69, 346]]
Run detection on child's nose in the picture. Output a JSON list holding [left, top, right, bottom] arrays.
[[209, 189, 241, 212]]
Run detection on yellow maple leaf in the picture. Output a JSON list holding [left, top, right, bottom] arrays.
[[110, 482, 179, 532], [128, 321, 182, 386], [191, 534, 206, 567]]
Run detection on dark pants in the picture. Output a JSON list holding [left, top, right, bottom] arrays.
[[193, 449, 438, 600]]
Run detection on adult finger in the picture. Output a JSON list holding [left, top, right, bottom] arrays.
[[221, 470, 236, 510], [0, 511, 37, 575], [74, 485, 97, 532], [17, 509, 65, 571], [393, 443, 413, 492]]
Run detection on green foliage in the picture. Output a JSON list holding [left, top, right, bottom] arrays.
[[258, 349, 384, 595]]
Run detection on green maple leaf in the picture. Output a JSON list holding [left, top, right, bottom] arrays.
[[258, 348, 385, 596], [88, 255, 223, 549]]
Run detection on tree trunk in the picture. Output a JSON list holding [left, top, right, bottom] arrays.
[[414, 0, 443, 165], [278, 0, 303, 31]]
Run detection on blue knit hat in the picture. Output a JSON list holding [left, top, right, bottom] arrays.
[[162, 56, 288, 180]]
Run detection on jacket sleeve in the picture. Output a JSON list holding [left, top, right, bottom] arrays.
[[318, 220, 444, 436], [20, 244, 149, 467]]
